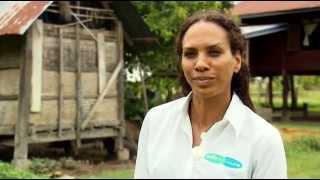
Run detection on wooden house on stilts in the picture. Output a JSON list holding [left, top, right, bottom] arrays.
[[232, 2, 320, 121], [0, 1, 156, 167]]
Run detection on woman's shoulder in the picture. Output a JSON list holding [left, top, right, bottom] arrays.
[[147, 96, 189, 116], [238, 103, 281, 140], [232, 94, 279, 138], [141, 96, 189, 132]]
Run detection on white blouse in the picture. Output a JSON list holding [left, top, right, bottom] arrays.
[[134, 92, 287, 179]]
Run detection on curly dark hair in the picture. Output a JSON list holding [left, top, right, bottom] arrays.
[[176, 10, 255, 111]]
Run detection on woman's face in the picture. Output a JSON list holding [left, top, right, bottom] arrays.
[[181, 21, 241, 98]]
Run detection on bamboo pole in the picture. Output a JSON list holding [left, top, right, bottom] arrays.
[[75, 1, 82, 148], [58, 28, 64, 137]]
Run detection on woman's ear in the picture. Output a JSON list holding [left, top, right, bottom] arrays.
[[233, 51, 242, 73]]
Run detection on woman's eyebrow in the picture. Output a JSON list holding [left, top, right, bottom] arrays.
[[182, 47, 196, 51], [183, 42, 223, 49], [207, 43, 223, 48]]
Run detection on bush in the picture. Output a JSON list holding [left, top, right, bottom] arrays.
[[285, 137, 320, 155], [30, 158, 59, 174], [0, 161, 41, 179]]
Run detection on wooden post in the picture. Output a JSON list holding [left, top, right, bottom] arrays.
[[30, 20, 43, 113], [118, 21, 125, 150], [268, 76, 274, 109], [13, 31, 32, 169], [58, 28, 64, 137], [116, 21, 129, 161], [281, 33, 289, 121], [282, 72, 289, 120], [75, 1, 82, 148], [257, 78, 263, 104], [290, 75, 297, 109], [138, 60, 149, 113]]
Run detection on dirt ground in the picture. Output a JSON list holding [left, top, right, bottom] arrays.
[[0, 141, 135, 178], [0, 121, 141, 178], [279, 127, 320, 141]]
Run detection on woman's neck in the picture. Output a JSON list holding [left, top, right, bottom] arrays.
[[190, 91, 232, 133]]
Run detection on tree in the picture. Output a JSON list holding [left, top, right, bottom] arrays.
[[125, 1, 234, 122]]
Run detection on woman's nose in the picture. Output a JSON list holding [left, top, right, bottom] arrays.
[[194, 53, 210, 72]]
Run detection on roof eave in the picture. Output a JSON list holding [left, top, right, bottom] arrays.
[[244, 25, 288, 39], [239, 7, 320, 20], [0, 1, 53, 36]]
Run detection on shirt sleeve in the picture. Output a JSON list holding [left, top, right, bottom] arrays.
[[134, 111, 151, 179], [251, 128, 287, 179]]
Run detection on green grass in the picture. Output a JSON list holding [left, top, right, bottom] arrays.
[[272, 121, 320, 178], [285, 137, 320, 178], [0, 161, 47, 179], [79, 169, 134, 179], [0, 160, 134, 179], [287, 151, 320, 178]]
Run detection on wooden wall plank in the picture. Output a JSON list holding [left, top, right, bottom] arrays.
[[80, 60, 123, 130], [31, 20, 44, 113], [0, 69, 20, 96], [105, 41, 117, 72], [97, 32, 106, 94], [43, 37, 98, 72], [287, 24, 301, 52], [0, 100, 18, 127], [30, 98, 119, 128], [287, 50, 320, 73], [42, 71, 117, 97], [28, 127, 118, 144]]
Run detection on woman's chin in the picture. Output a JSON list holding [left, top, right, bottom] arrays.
[[192, 87, 217, 98]]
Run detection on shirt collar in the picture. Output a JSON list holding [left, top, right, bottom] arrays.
[[180, 91, 245, 138], [180, 92, 193, 137], [223, 93, 246, 138]]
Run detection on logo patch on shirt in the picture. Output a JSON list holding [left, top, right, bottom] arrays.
[[204, 153, 242, 169]]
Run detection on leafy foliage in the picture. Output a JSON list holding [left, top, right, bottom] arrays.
[[0, 161, 43, 179], [125, 1, 233, 121], [30, 158, 59, 174]]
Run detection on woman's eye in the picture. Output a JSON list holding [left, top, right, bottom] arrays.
[[208, 50, 221, 57], [183, 51, 197, 59]]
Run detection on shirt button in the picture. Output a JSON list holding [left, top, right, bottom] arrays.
[[200, 132, 206, 140], [192, 145, 203, 160]]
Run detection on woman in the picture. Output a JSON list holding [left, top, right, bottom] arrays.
[[134, 10, 287, 179]]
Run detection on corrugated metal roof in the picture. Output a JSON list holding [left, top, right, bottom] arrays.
[[0, 1, 52, 36], [241, 23, 288, 39], [0, 1, 157, 49], [232, 1, 320, 17]]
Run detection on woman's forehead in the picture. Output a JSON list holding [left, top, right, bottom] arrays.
[[182, 21, 229, 48]]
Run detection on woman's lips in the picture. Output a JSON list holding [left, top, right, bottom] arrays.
[[192, 76, 215, 86]]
